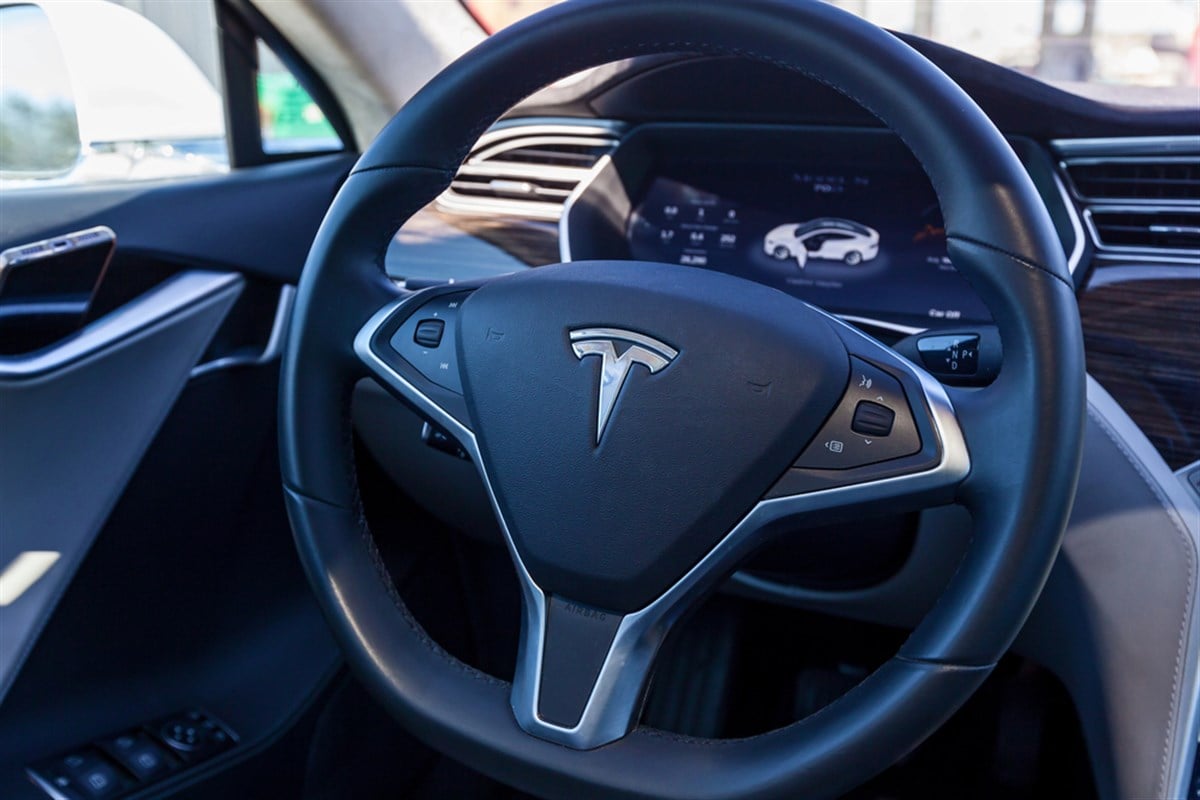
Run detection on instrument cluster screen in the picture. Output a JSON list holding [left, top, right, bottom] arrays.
[[626, 163, 991, 325]]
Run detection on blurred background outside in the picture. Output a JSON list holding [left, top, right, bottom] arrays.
[[465, 0, 1200, 90], [3, 0, 1196, 188]]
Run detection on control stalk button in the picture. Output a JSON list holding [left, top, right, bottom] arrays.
[[851, 400, 895, 437], [916, 334, 980, 376], [421, 422, 469, 460]]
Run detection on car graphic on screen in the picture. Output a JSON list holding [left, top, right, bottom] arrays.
[[763, 218, 880, 268]]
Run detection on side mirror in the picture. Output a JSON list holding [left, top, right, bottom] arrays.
[[1, 2, 228, 186], [0, 4, 83, 180]]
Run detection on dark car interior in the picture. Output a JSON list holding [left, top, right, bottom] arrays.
[[0, 1, 1197, 798]]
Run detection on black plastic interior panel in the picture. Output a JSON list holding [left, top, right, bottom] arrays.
[[0, 155, 355, 285]]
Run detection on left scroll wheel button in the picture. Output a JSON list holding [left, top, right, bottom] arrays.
[[413, 319, 445, 348]]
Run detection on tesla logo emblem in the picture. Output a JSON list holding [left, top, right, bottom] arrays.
[[569, 327, 678, 444]]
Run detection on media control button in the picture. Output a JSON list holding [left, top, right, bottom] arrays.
[[851, 401, 895, 437], [794, 358, 921, 470], [390, 292, 470, 393], [413, 319, 445, 349]]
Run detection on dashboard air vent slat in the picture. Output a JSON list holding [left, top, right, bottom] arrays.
[[499, 144, 614, 167], [1066, 158, 1200, 203], [1088, 209, 1200, 252], [437, 125, 620, 220]]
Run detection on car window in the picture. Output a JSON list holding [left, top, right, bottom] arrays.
[[257, 39, 343, 155], [1, 0, 227, 187]]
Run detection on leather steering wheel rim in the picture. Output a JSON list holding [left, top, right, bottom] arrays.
[[279, 1, 1086, 798]]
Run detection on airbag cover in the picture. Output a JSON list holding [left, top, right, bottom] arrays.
[[457, 261, 847, 612]]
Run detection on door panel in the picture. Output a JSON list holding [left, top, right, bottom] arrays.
[[0, 155, 354, 798], [0, 271, 244, 703]]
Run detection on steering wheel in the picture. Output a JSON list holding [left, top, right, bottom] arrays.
[[279, 1, 1085, 797]]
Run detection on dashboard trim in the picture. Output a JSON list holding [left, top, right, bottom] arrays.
[[1086, 264, 1200, 288], [558, 152, 611, 263], [1050, 170, 1086, 276], [834, 315, 926, 336], [1052, 135, 1200, 159]]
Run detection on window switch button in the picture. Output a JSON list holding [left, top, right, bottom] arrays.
[[101, 733, 173, 781], [59, 751, 127, 798]]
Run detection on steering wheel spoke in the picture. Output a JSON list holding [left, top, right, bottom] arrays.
[[354, 285, 478, 437], [509, 585, 649, 750]]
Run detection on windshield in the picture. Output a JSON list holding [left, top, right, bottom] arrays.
[[462, 0, 1200, 103]]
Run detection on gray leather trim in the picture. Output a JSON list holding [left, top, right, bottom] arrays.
[[0, 271, 243, 705], [1018, 377, 1200, 800], [1089, 378, 1200, 800]]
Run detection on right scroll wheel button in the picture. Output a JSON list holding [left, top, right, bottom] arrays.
[[413, 319, 445, 348], [851, 401, 895, 437]]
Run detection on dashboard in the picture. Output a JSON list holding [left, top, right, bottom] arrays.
[[391, 121, 1088, 343]]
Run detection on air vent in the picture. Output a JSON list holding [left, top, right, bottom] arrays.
[[437, 124, 621, 220], [1087, 208, 1200, 253], [1065, 157, 1200, 203]]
